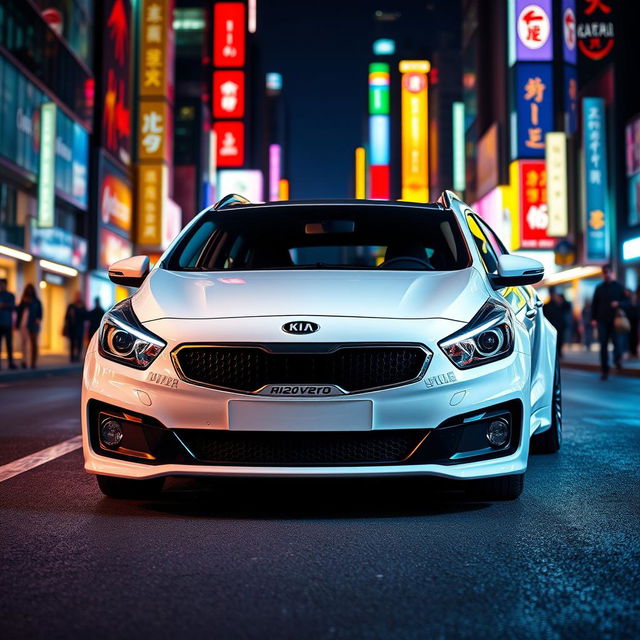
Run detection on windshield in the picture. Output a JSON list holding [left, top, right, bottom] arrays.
[[165, 204, 471, 272]]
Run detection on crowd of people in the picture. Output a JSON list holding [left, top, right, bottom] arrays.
[[0, 279, 104, 370], [543, 265, 640, 380]]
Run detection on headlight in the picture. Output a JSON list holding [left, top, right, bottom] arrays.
[[439, 300, 514, 369], [98, 298, 165, 369]]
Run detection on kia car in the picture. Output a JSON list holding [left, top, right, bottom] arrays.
[[82, 191, 561, 500]]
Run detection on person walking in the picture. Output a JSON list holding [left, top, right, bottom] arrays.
[[87, 297, 105, 338], [16, 284, 42, 369], [626, 288, 639, 358], [543, 288, 568, 359], [0, 278, 17, 370], [64, 292, 87, 363], [591, 264, 627, 380]]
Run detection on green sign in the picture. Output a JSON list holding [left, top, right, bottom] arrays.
[[38, 103, 57, 228], [368, 63, 390, 116]]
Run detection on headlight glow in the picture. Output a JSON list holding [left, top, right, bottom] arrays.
[[98, 299, 165, 369], [439, 300, 514, 369]]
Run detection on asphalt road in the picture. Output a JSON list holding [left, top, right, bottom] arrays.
[[0, 369, 638, 639]]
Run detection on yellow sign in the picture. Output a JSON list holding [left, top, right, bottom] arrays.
[[278, 179, 289, 201], [137, 164, 167, 246], [545, 132, 568, 237], [138, 101, 171, 162], [399, 60, 431, 74], [400, 65, 429, 202], [139, 0, 171, 98], [506, 161, 521, 251], [355, 147, 366, 199]]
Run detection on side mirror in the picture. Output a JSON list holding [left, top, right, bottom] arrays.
[[489, 254, 544, 288], [108, 256, 150, 288]]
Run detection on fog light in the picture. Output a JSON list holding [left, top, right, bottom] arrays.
[[486, 418, 510, 448], [100, 419, 123, 448]]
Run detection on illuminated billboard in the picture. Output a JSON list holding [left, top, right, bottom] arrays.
[[518, 159, 554, 249], [38, 103, 57, 228], [214, 121, 244, 167], [583, 97, 609, 262], [545, 132, 568, 237], [102, 0, 132, 165], [213, 71, 245, 119], [218, 170, 264, 202], [400, 61, 430, 202], [269, 144, 281, 202], [213, 3, 246, 68]]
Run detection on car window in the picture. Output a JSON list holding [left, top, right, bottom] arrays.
[[473, 215, 508, 257], [466, 213, 499, 274], [166, 205, 472, 272]]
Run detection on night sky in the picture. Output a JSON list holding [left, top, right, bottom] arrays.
[[258, 1, 448, 200]]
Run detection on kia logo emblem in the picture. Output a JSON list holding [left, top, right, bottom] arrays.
[[282, 321, 320, 335]]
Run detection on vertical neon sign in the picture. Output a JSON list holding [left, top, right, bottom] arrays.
[[368, 63, 390, 199]]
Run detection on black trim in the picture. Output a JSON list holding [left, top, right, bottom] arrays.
[[87, 400, 522, 468]]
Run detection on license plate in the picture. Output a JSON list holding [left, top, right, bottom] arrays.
[[228, 400, 373, 432]]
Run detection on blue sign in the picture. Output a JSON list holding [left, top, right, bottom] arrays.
[[369, 115, 390, 165], [564, 64, 578, 135], [514, 63, 554, 159], [561, 0, 577, 65], [583, 97, 609, 262]]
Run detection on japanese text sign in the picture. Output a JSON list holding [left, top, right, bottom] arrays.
[[137, 164, 168, 246], [139, 0, 173, 99], [583, 97, 610, 261], [518, 160, 554, 249], [214, 121, 244, 167], [138, 101, 172, 163], [213, 71, 245, 119], [514, 1, 553, 61], [514, 63, 553, 159], [214, 3, 246, 68]]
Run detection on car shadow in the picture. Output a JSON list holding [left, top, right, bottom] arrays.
[[133, 476, 492, 520]]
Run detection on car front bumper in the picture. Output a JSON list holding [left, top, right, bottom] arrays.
[[82, 316, 532, 480]]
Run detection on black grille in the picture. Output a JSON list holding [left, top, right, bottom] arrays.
[[178, 429, 428, 465], [173, 345, 429, 393]]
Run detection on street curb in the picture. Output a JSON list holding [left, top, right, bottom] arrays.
[[0, 365, 82, 383], [561, 362, 640, 378]]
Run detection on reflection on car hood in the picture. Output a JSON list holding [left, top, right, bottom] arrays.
[[132, 267, 491, 323]]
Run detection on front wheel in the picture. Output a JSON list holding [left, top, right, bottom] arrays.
[[531, 355, 562, 454], [466, 473, 525, 501], [96, 474, 165, 499]]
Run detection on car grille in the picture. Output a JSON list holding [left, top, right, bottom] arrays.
[[177, 429, 428, 466], [173, 345, 429, 393]]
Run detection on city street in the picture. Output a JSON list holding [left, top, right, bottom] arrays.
[[0, 369, 638, 639]]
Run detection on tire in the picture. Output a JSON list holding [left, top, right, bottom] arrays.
[[531, 355, 562, 454], [96, 474, 165, 499], [467, 473, 525, 501]]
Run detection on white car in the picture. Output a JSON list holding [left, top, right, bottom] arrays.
[[82, 191, 561, 500]]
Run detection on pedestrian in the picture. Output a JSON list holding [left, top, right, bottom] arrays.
[[16, 283, 42, 369], [64, 292, 87, 363], [0, 278, 17, 370], [87, 297, 105, 338], [626, 288, 639, 358], [543, 288, 567, 359], [591, 264, 627, 380], [581, 301, 593, 351]]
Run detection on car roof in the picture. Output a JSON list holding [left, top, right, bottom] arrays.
[[210, 198, 446, 214]]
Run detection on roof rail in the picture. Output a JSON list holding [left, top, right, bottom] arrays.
[[437, 190, 463, 209], [213, 193, 251, 210]]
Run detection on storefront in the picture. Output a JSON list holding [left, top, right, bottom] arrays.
[[0, 53, 91, 354]]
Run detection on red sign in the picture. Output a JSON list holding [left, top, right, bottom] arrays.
[[519, 160, 554, 249], [213, 71, 245, 119], [214, 121, 244, 167], [101, 0, 132, 165], [369, 165, 390, 200], [213, 3, 246, 68]]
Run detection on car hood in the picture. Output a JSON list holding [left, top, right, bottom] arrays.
[[132, 267, 491, 323]]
